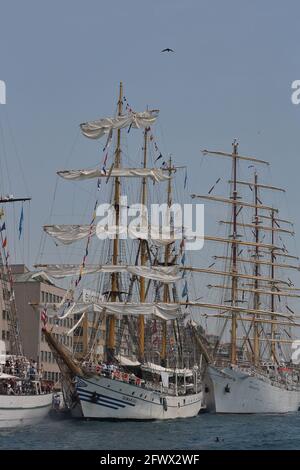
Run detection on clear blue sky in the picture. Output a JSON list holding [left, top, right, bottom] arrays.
[[1, 0, 300, 269]]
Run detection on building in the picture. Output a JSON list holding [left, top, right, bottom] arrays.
[[11, 264, 73, 383]]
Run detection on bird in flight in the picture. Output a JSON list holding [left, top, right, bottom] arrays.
[[161, 48, 174, 53]]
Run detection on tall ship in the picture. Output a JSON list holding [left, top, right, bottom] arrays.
[[191, 140, 300, 413], [37, 82, 204, 420], [0, 187, 53, 428]]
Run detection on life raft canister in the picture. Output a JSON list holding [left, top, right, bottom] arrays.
[[163, 397, 168, 411]]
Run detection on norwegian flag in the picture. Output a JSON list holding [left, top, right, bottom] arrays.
[[41, 307, 48, 326]]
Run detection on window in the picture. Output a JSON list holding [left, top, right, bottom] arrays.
[[41, 351, 44, 361], [2, 310, 5, 320], [6, 331, 9, 341], [49, 294, 53, 303], [2, 330, 5, 340], [48, 352, 51, 363], [41, 292, 45, 303]]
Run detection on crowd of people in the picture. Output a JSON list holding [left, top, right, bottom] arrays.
[[82, 362, 145, 387], [0, 356, 53, 396]]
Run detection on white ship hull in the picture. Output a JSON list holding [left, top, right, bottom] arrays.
[[74, 375, 203, 420], [205, 366, 300, 414], [0, 393, 53, 428]]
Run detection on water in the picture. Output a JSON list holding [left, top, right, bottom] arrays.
[[1, 413, 300, 450]]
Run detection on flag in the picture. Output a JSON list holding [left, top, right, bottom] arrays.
[[18, 206, 24, 239], [182, 280, 188, 298], [2, 237, 7, 248], [155, 153, 163, 162], [0, 222, 5, 232], [184, 168, 188, 189], [41, 308, 48, 326]]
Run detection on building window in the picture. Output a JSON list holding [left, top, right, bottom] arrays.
[[2, 310, 5, 320], [2, 330, 5, 340], [6, 331, 9, 341]]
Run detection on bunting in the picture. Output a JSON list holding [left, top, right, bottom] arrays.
[[41, 307, 48, 326]]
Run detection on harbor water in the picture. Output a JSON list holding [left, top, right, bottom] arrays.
[[1, 413, 300, 450]]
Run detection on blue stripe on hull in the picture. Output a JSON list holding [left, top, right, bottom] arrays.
[[79, 397, 120, 410], [77, 387, 136, 407]]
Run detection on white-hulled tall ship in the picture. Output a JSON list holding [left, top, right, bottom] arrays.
[[36, 82, 205, 420], [191, 141, 300, 413], [0, 198, 53, 428]]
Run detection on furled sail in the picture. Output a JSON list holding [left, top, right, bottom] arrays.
[[36, 264, 181, 283], [68, 302, 181, 321], [57, 167, 170, 183], [43, 224, 184, 246], [44, 225, 97, 245], [80, 110, 159, 139]]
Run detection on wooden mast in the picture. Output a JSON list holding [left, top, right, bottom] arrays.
[[253, 171, 260, 365], [230, 140, 238, 365], [107, 81, 123, 361], [161, 156, 172, 367], [138, 126, 149, 361]]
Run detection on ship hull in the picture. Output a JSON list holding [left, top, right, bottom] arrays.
[[74, 375, 203, 420], [205, 366, 300, 414], [0, 393, 53, 428]]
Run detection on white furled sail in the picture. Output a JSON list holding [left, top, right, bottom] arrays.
[[80, 110, 159, 139], [69, 302, 181, 321], [43, 224, 183, 246], [44, 225, 96, 245], [36, 264, 181, 283], [57, 167, 170, 183]]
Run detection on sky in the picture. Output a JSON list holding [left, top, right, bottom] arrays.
[[1, 0, 300, 278]]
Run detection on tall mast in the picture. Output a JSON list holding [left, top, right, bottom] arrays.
[[138, 127, 149, 361], [161, 156, 172, 366], [0, 197, 30, 357], [270, 209, 276, 361], [253, 171, 260, 365], [107, 81, 123, 361], [230, 140, 238, 365]]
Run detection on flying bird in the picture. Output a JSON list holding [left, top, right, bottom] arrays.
[[161, 48, 174, 53]]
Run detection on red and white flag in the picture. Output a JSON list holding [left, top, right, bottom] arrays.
[[41, 307, 48, 326]]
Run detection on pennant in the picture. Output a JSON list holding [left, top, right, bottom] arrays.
[[97, 178, 101, 190], [127, 122, 133, 134], [182, 280, 188, 298], [2, 237, 7, 248], [184, 168, 188, 189], [0, 209, 4, 219], [0, 222, 5, 232], [155, 153, 163, 162], [18, 206, 24, 240], [181, 252, 186, 265]]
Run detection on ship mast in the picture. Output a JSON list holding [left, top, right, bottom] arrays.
[[230, 140, 238, 365], [0, 197, 31, 356], [161, 156, 173, 367], [253, 171, 260, 365], [107, 81, 123, 362], [270, 208, 277, 361], [138, 126, 149, 362]]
